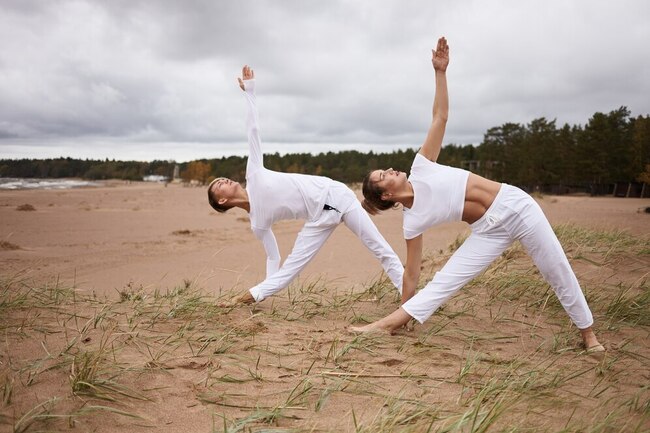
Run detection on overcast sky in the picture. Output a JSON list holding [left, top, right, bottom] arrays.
[[1, 0, 648, 162]]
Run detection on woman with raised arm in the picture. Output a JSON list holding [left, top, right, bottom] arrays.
[[207, 66, 404, 305], [350, 37, 604, 354]]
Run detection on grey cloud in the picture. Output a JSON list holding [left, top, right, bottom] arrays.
[[0, 0, 648, 161]]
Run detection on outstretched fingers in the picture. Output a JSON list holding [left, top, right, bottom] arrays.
[[431, 36, 449, 71], [438, 36, 448, 53], [243, 65, 254, 80], [217, 291, 256, 307], [238, 65, 255, 90], [436, 37, 449, 58]]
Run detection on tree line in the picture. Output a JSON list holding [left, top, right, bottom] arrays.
[[1, 107, 648, 195]]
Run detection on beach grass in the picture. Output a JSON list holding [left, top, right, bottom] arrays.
[[1, 223, 649, 432]]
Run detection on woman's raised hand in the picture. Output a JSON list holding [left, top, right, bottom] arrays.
[[238, 65, 255, 90], [431, 37, 449, 72]]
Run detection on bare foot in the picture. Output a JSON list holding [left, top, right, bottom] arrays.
[[580, 326, 605, 359], [347, 323, 392, 335], [348, 308, 413, 335], [217, 291, 255, 308], [586, 344, 605, 353], [585, 344, 606, 361], [580, 327, 603, 351]]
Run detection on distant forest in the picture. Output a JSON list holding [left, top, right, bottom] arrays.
[[2, 107, 649, 195]]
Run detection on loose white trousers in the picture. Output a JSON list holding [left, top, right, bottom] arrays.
[[249, 184, 404, 301], [402, 184, 594, 329]]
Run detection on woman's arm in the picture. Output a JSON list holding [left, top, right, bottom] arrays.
[[239, 65, 264, 170], [349, 235, 420, 334], [217, 226, 280, 307], [419, 37, 449, 162], [401, 234, 423, 304], [252, 228, 281, 278]]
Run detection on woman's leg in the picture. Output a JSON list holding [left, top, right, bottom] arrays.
[[249, 221, 337, 301], [402, 230, 513, 324], [517, 207, 594, 331], [513, 197, 601, 351], [341, 201, 404, 293]]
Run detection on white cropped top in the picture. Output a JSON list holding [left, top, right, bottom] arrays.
[[403, 153, 470, 239]]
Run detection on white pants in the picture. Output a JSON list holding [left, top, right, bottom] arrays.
[[402, 184, 594, 329], [249, 183, 404, 301]]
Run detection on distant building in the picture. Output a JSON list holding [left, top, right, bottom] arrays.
[[461, 160, 501, 179], [461, 160, 480, 172], [143, 175, 168, 182]]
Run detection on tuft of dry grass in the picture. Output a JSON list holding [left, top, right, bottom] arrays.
[[554, 223, 650, 258]]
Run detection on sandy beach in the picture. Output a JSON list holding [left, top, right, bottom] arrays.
[[1, 182, 649, 432], [2, 182, 647, 298]]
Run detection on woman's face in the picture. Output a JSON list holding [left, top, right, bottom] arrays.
[[210, 177, 241, 203], [369, 168, 406, 195]]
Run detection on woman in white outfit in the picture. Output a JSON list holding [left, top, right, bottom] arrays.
[[350, 38, 603, 353], [208, 66, 404, 304]]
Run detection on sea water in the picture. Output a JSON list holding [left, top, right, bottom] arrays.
[[0, 178, 101, 190]]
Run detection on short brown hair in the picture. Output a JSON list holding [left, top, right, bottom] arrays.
[[361, 171, 397, 215]]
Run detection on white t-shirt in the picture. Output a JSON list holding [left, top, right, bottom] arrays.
[[242, 80, 331, 276], [403, 153, 470, 239]]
